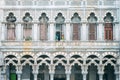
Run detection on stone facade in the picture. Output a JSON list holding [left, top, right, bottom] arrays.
[[0, 0, 120, 80]]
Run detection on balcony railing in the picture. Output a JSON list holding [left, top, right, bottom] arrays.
[[0, 41, 120, 52]]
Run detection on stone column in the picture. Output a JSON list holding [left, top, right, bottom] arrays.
[[32, 65, 39, 80], [16, 23, 23, 40], [16, 64, 22, 80], [49, 23, 55, 41], [98, 64, 104, 80], [16, 72, 22, 80], [81, 65, 88, 80], [119, 66, 120, 80], [65, 64, 71, 80], [97, 23, 104, 41], [65, 23, 71, 41], [49, 64, 55, 80], [32, 23, 39, 41], [81, 23, 88, 41], [50, 73, 54, 80]]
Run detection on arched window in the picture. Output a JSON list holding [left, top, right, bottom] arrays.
[[71, 13, 81, 40], [6, 12, 16, 40], [87, 13, 97, 40], [104, 12, 114, 40], [22, 12, 33, 40], [39, 13, 49, 41], [55, 13, 65, 41]]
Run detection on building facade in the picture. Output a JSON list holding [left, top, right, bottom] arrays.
[[0, 0, 120, 80]]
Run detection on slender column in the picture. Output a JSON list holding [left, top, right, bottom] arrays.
[[97, 23, 104, 41], [65, 23, 71, 41], [17, 73, 21, 80], [82, 65, 88, 80], [65, 64, 71, 80], [32, 64, 39, 80], [32, 23, 39, 41], [49, 23, 55, 41], [49, 73, 54, 80], [16, 64, 22, 80], [98, 64, 104, 80], [49, 64, 55, 80], [66, 73, 70, 80], [81, 23, 88, 41], [119, 66, 120, 80], [16, 23, 23, 40]]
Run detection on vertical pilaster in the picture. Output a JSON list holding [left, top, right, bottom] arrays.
[[1, 24, 7, 41], [114, 24, 119, 41], [81, 23, 88, 41], [49, 23, 55, 41], [97, 23, 104, 41], [65, 23, 71, 41], [16, 23, 23, 40], [32, 23, 39, 41]]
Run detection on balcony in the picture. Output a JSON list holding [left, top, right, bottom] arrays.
[[0, 41, 120, 52]]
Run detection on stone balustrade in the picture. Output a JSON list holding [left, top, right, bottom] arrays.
[[1, 41, 119, 52]]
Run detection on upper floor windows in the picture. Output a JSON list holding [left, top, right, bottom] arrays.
[[3, 12, 116, 41], [23, 12, 33, 40], [55, 13, 65, 41], [6, 12, 16, 40], [87, 13, 97, 40], [39, 13, 49, 40], [71, 13, 81, 40], [104, 12, 114, 40]]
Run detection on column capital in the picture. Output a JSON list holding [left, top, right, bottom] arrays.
[[65, 64, 71, 74], [49, 64, 55, 74]]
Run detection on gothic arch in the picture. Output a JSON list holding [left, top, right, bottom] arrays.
[[37, 54, 51, 66], [4, 52, 19, 58], [36, 52, 51, 58], [20, 55, 34, 66], [5, 55, 18, 66], [86, 52, 100, 58], [102, 52, 117, 58]]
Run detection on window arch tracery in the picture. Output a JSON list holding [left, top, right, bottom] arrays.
[[22, 12, 33, 40], [71, 13, 81, 40], [104, 12, 114, 40], [6, 12, 16, 40], [39, 13, 49, 41], [55, 13, 65, 41], [87, 12, 97, 40]]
